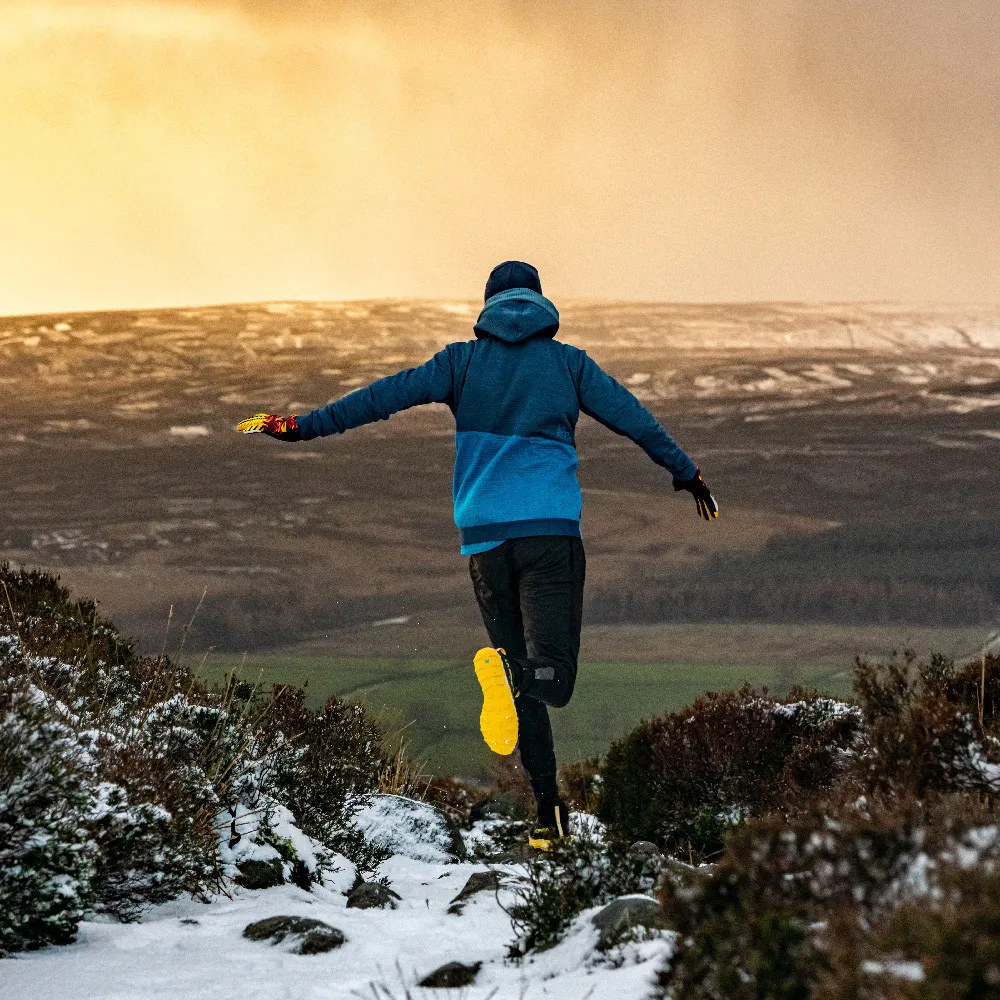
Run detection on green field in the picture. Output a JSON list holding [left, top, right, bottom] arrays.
[[194, 653, 854, 777]]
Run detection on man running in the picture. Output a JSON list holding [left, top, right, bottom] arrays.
[[238, 260, 718, 849]]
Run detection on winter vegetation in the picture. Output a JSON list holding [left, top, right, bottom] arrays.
[[6, 563, 1000, 997], [0, 563, 384, 954]]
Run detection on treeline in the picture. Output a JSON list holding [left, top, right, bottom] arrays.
[[588, 516, 1000, 627], [586, 576, 999, 627]]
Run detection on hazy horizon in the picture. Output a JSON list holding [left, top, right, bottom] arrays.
[[7, 294, 1000, 325], [3, 1, 999, 315]]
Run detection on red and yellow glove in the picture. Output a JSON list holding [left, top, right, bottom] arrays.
[[236, 413, 301, 442], [672, 466, 719, 520]]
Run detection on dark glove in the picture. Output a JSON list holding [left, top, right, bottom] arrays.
[[236, 413, 301, 442], [672, 466, 719, 520]]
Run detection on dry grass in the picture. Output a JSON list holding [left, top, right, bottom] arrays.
[[377, 738, 432, 800]]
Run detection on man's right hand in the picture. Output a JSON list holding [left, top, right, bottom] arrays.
[[672, 467, 719, 520], [236, 413, 301, 441]]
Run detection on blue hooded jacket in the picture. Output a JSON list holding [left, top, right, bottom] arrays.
[[297, 289, 697, 554]]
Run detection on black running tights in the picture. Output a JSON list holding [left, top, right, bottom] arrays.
[[469, 535, 585, 806]]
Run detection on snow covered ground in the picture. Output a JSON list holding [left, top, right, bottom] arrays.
[[2, 820, 674, 1000]]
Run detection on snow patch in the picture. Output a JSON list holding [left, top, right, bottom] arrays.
[[863, 960, 925, 982]]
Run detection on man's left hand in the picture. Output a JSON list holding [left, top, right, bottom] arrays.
[[672, 467, 719, 520]]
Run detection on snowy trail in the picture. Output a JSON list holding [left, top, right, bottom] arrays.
[[2, 852, 673, 999]]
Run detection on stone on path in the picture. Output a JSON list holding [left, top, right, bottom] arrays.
[[447, 870, 502, 914], [346, 881, 401, 910], [243, 916, 345, 955], [418, 961, 482, 988]]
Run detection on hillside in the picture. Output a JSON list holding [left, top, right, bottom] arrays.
[[1, 299, 999, 665]]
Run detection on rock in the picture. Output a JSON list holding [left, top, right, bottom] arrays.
[[591, 895, 669, 950], [447, 870, 502, 914], [243, 916, 345, 955], [418, 961, 482, 988], [346, 881, 401, 910], [628, 841, 662, 861], [353, 794, 467, 864], [235, 859, 284, 889]]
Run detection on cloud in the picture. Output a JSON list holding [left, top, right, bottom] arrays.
[[1, 0, 998, 314]]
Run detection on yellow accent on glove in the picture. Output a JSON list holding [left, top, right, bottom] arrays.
[[236, 413, 300, 440], [696, 496, 720, 520], [237, 413, 274, 433]]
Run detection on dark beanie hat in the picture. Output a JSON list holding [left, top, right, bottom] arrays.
[[484, 260, 542, 302]]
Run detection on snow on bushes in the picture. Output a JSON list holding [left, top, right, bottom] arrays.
[[853, 650, 1000, 795], [655, 793, 1000, 1000], [0, 675, 98, 953], [506, 823, 664, 958], [650, 651, 1000, 997], [596, 686, 862, 862], [0, 564, 387, 954]]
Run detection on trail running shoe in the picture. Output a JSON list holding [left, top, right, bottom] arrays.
[[528, 801, 571, 851], [474, 647, 518, 756]]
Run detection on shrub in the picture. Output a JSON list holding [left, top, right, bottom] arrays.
[[252, 684, 383, 861], [558, 757, 602, 814], [597, 687, 862, 862], [852, 866, 1000, 1000], [421, 775, 480, 821], [0, 676, 98, 953], [655, 791, 1000, 1000], [507, 829, 663, 958], [657, 864, 821, 1000], [853, 652, 1000, 796], [0, 564, 388, 951]]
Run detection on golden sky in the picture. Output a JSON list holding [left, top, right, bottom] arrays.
[[1, 0, 998, 314]]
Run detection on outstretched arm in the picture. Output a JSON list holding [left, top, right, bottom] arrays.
[[238, 348, 455, 442], [576, 352, 697, 479], [299, 347, 455, 439], [575, 351, 718, 519]]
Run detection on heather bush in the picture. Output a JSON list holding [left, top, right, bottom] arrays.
[[585, 649, 1000, 994], [0, 674, 98, 953], [507, 828, 663, 958], [597, 687, 862, 861], [558, 757, 602, 813], [247, 683, 384, 863], [853, 652, 1000, 796], [656, 791, 1000, 1000], [848, 866, 1000, 1000], [0, 564, 388, 953]]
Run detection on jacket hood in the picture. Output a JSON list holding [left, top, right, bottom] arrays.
[[473, 288, 560, 343]]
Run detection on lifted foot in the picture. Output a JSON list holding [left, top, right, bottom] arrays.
[[474, 647, 518, 756]]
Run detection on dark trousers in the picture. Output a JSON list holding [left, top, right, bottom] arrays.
[[469, 535, 586, 806]]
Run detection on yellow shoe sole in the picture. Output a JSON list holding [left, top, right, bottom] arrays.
[[474, 647, 518, 755]]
